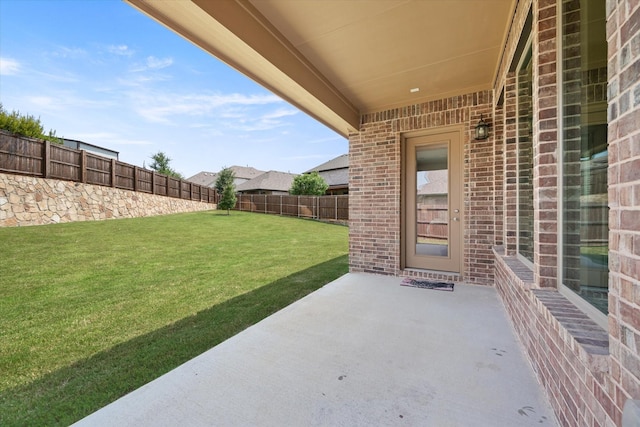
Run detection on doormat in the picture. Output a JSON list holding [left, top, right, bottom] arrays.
[[401, 277, 454, 291]]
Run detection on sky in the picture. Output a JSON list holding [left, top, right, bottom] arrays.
[[0, 0, 347, 178]]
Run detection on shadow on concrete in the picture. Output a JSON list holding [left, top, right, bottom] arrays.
[[0, 255, 348, 427]]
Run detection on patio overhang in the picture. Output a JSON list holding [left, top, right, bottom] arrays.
[[124, 0, 516, 138]]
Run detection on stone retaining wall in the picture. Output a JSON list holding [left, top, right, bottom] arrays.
[[0, 173, 215, 227]]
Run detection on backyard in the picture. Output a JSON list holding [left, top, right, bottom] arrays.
[[0, 211, 348, 426]]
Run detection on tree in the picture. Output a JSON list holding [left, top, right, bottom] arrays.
[[149, 151, 183, 179], [214, 167, 235, 195], [215, 167, 237, 214], [0, 103, 62, 143], [218, 183, 237, 215], [289, 172, 328, 195]]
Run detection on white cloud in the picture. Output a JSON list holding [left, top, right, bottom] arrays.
[[0, 57, 21, 75], [260, 108, 298, 120], [130, 91, 284, 124], [28, 96, 57, 109], [35, 70, 80, 83], [117, 74, 172, 87], [107, 44, 134, 57], [229, 107, 298, 132], [72, 132, 152, 146], [22, 91, 116, 117], [130, 56, 174, 72], [51, 46, 87, 59], [146, 56, 173, 69]]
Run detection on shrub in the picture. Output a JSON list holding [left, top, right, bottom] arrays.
[[289, 172, 328, 195], [0, 103, 62, 143]]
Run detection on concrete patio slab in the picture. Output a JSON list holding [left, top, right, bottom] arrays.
[[73, 273, 557, 426]]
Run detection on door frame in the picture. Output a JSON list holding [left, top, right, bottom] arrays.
[[401, 125, 464, 274]]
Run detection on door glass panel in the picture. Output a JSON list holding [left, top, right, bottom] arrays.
[[415, 145, 448, 257]]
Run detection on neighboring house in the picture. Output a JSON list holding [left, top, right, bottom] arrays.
[[187, 166, 265, 189], [227, 166, 265, 187], [235, 170, 297, 195], [305, 154, 348, 195], [128, 1, 640, 425], [62, 138, 119, 160], [186, 171, 218, 188]]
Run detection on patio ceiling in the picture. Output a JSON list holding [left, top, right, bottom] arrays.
[[125, 0, 516, 137]]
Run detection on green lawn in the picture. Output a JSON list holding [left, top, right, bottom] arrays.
[[0, 211, 348, 426]]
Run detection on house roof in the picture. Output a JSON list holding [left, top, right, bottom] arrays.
[[228, 165, 265, 180], [187, 165, 266, 187], [187, 171, 218, 187], [236, 170, 298, 192], [125, 0, 516, 137], [417, 170, 448, 195], [62, 138, 119, 159], [305, 154, 348, 173], [318, 168, 348, 189]]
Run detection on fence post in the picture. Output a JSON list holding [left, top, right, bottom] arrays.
[[335, 195, 338, 221], [42, 140, 51, 178], [133, 166, 138, 192], [151, 172, 156, 195], [110, 158, 116, 187], [80, 150, 87, 183], [297, 196, 300, 218], [280, 195, 283, 216]]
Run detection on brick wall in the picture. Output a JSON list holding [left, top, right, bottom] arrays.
[[349, 92, 495, 284], [348, 120, 399, 276], [467, 104, 497, 283], [347, 0, 639, 423], [494, 0, 622, 424], [606, 0, 640, 419], [495, 249, 613, 425], [0, 173, 215, 227], [534, 0, 560, 289], [491, 0, 640, 425]]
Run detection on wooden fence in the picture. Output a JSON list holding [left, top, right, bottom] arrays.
[[235, 194, 348, 221], [417, 203, 448, 241], [0, 131, 217, 204]]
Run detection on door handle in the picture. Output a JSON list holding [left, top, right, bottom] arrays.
[[452, 217, 459, 222]]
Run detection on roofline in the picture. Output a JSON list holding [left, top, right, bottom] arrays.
[[62, 138, 119, 155]]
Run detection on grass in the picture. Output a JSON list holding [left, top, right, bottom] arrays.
[[580, 245, 608, 256], [0, 211, 348, 426]]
